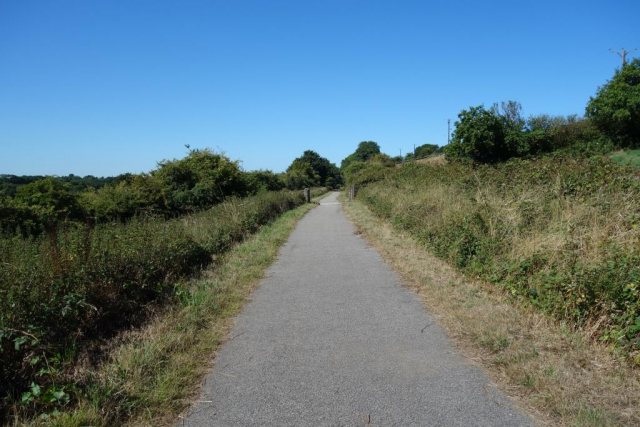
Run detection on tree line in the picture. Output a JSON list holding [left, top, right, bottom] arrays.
[[0, 149, 342, 238]]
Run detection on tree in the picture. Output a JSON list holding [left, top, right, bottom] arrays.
[[414, 143, 439, 159], [14, 177, 83, 225], [244, 170, 285, 194], [341, 141, 381, 170], [154, 149, 248, 213], [289, 150, 342, 187], [586, 59, 640, 148], [444, 106, 509, 163], [285, 160, 319, 189]]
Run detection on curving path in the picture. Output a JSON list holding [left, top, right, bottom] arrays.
[[181, 192, 532, 426]]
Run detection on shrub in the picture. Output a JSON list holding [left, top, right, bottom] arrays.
[[586, 58, 640, 148], [154, 149, 249, 213], [0, 191, 305, 419], [341, 141, 381, 170], [445, 105, 510, 163], [244, 170, 285, 194]]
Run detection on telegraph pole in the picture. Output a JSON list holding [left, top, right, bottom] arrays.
[[447, 119, 451, 144], [413, 144, 416, 162], [610, 47, 637, 67]]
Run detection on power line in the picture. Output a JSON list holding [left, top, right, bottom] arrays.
[[609, 47, 637, 67]]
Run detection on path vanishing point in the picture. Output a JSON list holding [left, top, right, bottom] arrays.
[[181, 192, 533, 426]]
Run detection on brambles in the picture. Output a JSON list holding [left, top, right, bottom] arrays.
[[354, 154, 640, 358], [0, 190, 306, 421]]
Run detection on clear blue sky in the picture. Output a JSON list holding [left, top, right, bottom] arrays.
[[1, 0, 638, 176]]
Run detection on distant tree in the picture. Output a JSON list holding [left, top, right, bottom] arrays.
[[341, 141, 381, 170], [414, 143, 439, 159], [14, 177, 83, 224], [289, 150, 342, 187], [244, 170, 285, 194], [586, 59, 640, 148], [445, 106, 509, 163], [153, 149, 247, 213], [368, 153, 396, 167], [493, 100, 525, 131], [285, 160, 320, 189]]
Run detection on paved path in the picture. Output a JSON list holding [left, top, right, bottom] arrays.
[[182, 192, 532, 426]]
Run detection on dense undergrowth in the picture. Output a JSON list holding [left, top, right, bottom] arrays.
[[354, 155, 640, 359], [0, 190, 308, 422]]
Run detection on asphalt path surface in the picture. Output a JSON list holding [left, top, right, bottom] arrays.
[[181, 192, 532, 426]]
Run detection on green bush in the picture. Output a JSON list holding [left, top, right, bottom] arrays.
[[586, 59, 640, 148], [154, 149, 249, 213], [0, 191, 304, 418], [445, 105, 511, 163]]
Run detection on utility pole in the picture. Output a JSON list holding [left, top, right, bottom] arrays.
[[399, 148, 402, 162], [447, 119, 451, 144], [413, 144, 416, 162], [610, 47, 637, 67]]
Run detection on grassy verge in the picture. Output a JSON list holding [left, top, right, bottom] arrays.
[[6, 199, 319, 426], [343, 196, 640, 427], [610, 150, 640, 169], [353, 156, 640, 354]]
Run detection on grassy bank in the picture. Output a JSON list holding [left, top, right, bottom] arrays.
[[0, 190, 320, 423], [343, 197, 640, 426], [353, 155, 640, 357], [18, 199, 319, 426], [610, 150, 640, 169]]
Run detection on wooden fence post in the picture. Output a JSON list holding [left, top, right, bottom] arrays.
[[304, 188, 310, 203]]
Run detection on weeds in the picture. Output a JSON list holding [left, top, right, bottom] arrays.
[[0, 190, 309, 422], [355, 154, 640, 359]]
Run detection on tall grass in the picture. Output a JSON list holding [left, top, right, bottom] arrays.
[[0, 191, 306, 420], [356, 155, 640, 358]]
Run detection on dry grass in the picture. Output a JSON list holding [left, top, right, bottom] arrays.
[[415, 154, 447, 165], [343, 197, 640, 427]]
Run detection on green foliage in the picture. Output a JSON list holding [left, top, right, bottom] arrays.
[[0, 191, 305, 419], [244, 170, 285, 194], [14, 178, 83, 224], [288, 150, 342, 188], [341, 141, 381, 170], [343, 154, 396, 187], [154, 149, 248, 213], [446, 101, 609, 163], [445, 105, 510, 162], [285, 160, 320, 189], [586, 59, 640, 148], [0, 195, 43, 236], [610, 149, 640, 169], [355, 155, 640, 357], [414, 143, 439, 159], [79, 174, 165, 222], [0, 174, 126, 198]]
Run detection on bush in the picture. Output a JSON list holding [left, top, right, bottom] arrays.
[[586, 58, 640, 148], [0, 191, 305, 418], [244, 170, 285, 194], [154, 149, 249, 213], [445, 105, 510, 163]]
